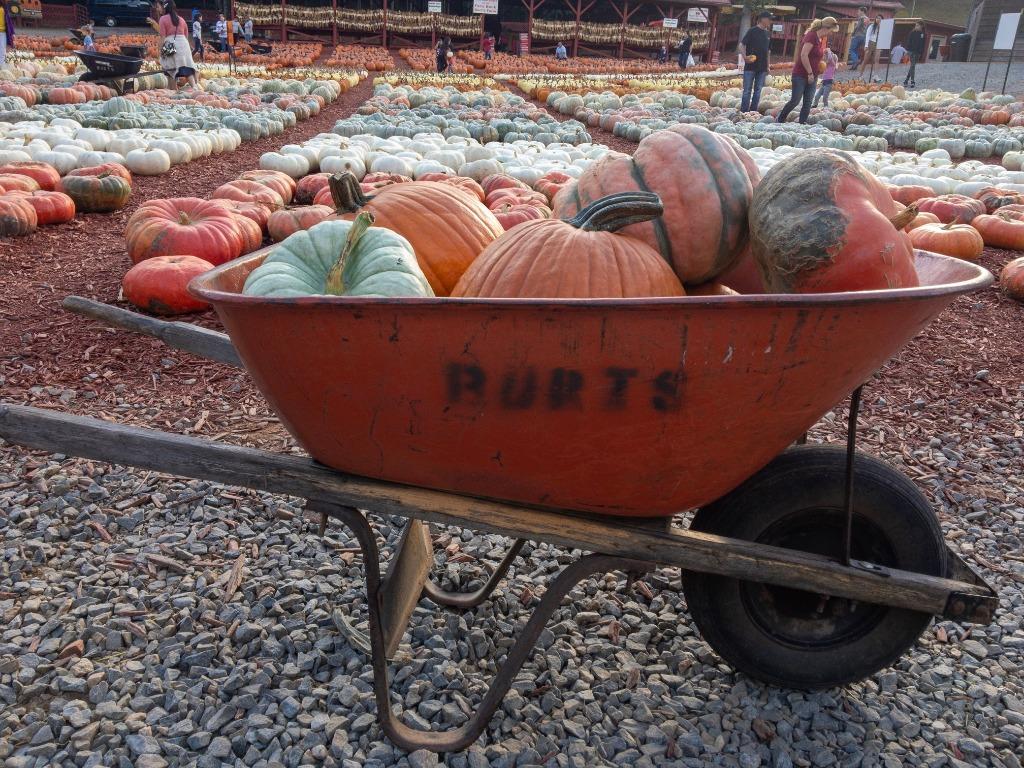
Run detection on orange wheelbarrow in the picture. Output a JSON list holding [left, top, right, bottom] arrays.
[[0, 249, 999, 754]]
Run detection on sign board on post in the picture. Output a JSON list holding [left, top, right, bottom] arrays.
[[876, 18, 895, 50], [994, 12, 1022, 50], [428, 1, 442, 12], [519, 32, 530, 55], [772, 23, 783, 33], [663, 18, 678, 29], [687, 7, 708, 23], [472, 0, 498, 14]]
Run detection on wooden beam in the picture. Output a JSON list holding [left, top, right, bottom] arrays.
[[0, 404, 994, 620], [332, 0, 338, 46], [61, 297, 242, 369]]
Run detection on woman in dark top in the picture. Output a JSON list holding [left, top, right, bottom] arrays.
[[677, 32, 692, 70], [436, 37, 451, 73], [777, 17, 837, 125], [904, 22, 926, 88]]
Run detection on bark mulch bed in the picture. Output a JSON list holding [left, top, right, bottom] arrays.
[[1, 77, 379, 451]]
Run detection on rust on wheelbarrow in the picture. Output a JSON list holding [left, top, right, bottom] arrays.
[[190, 251, 991, 518]]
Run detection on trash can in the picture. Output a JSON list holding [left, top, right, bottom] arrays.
[[949, 33, 971, 62]]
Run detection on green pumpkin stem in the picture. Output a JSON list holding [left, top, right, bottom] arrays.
[[565, 192, 664, 233], [328, 172, 371, 215], [325, 211, 375, 295]]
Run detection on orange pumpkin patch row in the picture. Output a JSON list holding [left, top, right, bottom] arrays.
[[5, 190, 76, 226], [0, 162, 60, 192], [125, 198, 251, 265]]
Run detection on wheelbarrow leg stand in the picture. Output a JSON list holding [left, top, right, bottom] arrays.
[[311, 501, 650, 753], [422, 539, 527, 609]]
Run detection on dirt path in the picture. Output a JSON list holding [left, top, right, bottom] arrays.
[[0, 77, 377, 449]]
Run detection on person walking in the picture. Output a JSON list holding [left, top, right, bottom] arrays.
[[863, 14, 882, 71], [778, 17, 837, 124], [739, 11, 772, 112], [904, 21, 925, 88], [658, 44, 668, 64], [677, 30, 692, 70], [215, 13, 227, 52], [436, 37, 452, 72], [157, 0, 198, 91], [848, 6, 868, 70], [812, 47, 838, 107], [0, 0, 15, 67], [482, 33, 493, 61], [555, 41, 568, 60], [81, 22, 97, 52], [192, 12, 204, 62], [244, 17, 253, 43]]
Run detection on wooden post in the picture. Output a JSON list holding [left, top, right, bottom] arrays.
[[382, 0, 388, 49], [520, 0, 545, 54], [279, 0, 286, 43], [709, 7, 719, 63], [332, 0, 338, 46], [479, 13, 485, 53]]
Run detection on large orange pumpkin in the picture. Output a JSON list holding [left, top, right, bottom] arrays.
[[122, 255, 214, 315], [5, 190, 76, 226], [211, 180, 285, 209], [908, 221, 984, 261], [267, 205, 335, 242], [916, 194, 986, 224], [67, 163, 132, 186], [0, 194, 39, 237], [0, 174, 41, 194], [972, 212, 1024, 251], [552, 124, 760, 285], [58, 172, 130, 213], [294, 172, 331, 204], [414, 174, 485, 202], [749, 150, 919, 293], [327, 173, 503, 296], [973, 187, 1024, 214], [238, 169, 296, 205], [1000, 257, 1024, 301], [452, 192, 685, 298], [125, 198, 247, 265], [0, 162, 61, 192]]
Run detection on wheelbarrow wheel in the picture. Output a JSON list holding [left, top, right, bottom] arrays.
[[683, 445, 946, 689]]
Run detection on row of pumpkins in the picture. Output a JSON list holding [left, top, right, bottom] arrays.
[[545, 85, 1024, 158], [118, 124, 1024, 318], [336, 83, 593, 146], [0, 161, 134, 237], [0, 78, 351, 211]]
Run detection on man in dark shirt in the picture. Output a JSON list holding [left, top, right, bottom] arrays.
[[739, 11, 772, 112], [848, 6, 868, 69], [904, 21, 926, 87], [677, 31, 693, 70]]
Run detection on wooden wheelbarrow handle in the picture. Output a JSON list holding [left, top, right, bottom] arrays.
[[62, 296, 242, 369]]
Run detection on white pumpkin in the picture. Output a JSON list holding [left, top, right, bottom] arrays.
[[369, 155, 412, 176], [320, 154, 366, 179], [126, 148, 172, 176], [458, 158, 503, 182], [108, 137, 148, 157], [77, 151, 126, 167], [149, 140, 192, 166], [33, 151, 79, 175], [259, 151, 310, 179], [74, 128, 111, 151]]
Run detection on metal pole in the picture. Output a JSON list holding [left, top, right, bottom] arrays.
[[983, 46, 994, 91], [884, 55, 890, 83], [1001, 48, 1015, 95]]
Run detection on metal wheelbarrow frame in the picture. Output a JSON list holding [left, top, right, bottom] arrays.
[[0, 283, 1000, 754]]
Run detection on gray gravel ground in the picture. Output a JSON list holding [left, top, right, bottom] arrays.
[[1, 402, 1023, 768], [834, 61, 1024, 97]]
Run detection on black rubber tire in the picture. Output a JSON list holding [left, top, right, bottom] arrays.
[[683, 445, 946, 689]]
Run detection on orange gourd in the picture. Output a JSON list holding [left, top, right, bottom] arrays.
[[122, 255, 214, 315], [972, 212, 1024, 251], [452, 192, 685, 299], [908, 221, 984, 261]]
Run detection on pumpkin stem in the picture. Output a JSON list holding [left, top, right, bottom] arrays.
[[565, 192, 664, 232], [328, 172, 370, 215], [888, 203, 919, 231], [177, 210, 192, 225], [325, 211, 375, 296]]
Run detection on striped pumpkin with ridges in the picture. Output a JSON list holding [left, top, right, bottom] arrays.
[[551, 124, 760, 286]]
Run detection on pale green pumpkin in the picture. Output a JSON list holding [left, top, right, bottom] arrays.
[[242, 213, 434, 298]]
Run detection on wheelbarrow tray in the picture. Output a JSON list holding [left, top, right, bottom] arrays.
[[190, 251, 991, 518], [75, 51, 144, 77]]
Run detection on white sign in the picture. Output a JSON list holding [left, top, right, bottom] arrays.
[[994, 12, 1022, 50], [472, 0, 498, 14], [687, 7, 708, 23], [772, 23, 783, 33], [428, 1, 441, 12], [663, 18, 679, 29], [876, 17, 895, 50]]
